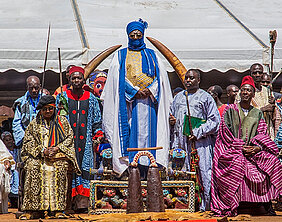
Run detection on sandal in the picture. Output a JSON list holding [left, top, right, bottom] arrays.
[[19, 213, 32, 220], [55, 212, 68, 219]]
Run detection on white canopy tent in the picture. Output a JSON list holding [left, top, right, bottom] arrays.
[[1, 0, 282, 73]]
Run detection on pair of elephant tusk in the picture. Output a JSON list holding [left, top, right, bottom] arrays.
[[84, 37, 187, 87]]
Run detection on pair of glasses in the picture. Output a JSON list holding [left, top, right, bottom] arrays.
[[42, 106, 55, 112], [129, 33, 142, 38]]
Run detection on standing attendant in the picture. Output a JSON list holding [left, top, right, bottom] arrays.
[[207, 85, 228, 117], [12, 76, 42, 147], [226, 84, 239, 105], [250, 64, 275, 138], [12, 75, 43, 212], [57, 66, 103, 212], [170, 69, 220, 211]]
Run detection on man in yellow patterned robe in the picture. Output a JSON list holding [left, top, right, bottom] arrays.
[[20, 95, 80, 219]]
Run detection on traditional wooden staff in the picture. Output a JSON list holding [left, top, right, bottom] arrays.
[[58, 48, 63, 93], [269, 30, 277, 75], [184, 88, 203, 205], [41, 23, 51, 95]]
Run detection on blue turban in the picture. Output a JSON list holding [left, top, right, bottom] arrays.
[[125, 19, 155, 78], [126, 18, 148, 35], [126, 19, 148, 51]]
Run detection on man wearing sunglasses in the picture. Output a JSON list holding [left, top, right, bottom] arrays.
[[101, 19, 172, 178]]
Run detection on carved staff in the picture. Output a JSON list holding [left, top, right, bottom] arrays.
[[184, 91, 194, 147], [269, 30, 277, 75], [184, 90, 203, 204], [56, 47, 69, 116], [84, 45, 122, 79], [41, 23, 51, 94]]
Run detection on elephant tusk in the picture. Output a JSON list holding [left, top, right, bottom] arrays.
[[146, 37, 187, 87], [84, 45, 122, 79]]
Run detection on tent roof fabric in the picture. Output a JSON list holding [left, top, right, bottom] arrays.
[[1, 0, 282, 72]]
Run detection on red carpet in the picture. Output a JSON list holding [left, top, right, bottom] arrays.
[[139, 220, 218, 222]]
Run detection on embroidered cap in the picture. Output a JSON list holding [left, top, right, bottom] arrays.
[[69, 66, 85, 76], [241, 75, 255, 89]]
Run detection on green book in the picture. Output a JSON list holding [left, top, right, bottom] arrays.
[[183, 115, 206, 136]]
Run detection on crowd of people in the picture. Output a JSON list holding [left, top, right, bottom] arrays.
[[0, 19, 281, 219]]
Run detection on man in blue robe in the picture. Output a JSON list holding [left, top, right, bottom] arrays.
[[170, 69, 220, 211], [101, 19, 172, 176], [12, 76, 42, 147]]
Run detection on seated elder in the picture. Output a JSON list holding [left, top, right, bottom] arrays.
[[20, 95, 80, 220], [211, 76, 282, 216]]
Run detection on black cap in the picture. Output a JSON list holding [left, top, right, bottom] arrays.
[[36, 95, 56, 110]]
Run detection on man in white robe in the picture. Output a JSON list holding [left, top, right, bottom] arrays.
[[0, 139, 14, 213], [101, 19, 172, 176]]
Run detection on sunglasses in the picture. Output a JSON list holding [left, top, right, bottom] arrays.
[[42, 106, 55, 112], [251, 71, 263, 74], [129, 33, 143, 38]]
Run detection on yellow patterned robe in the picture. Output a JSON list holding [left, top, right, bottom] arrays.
[[21, 115, 80, 211], [126, 50, 155, 89]]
